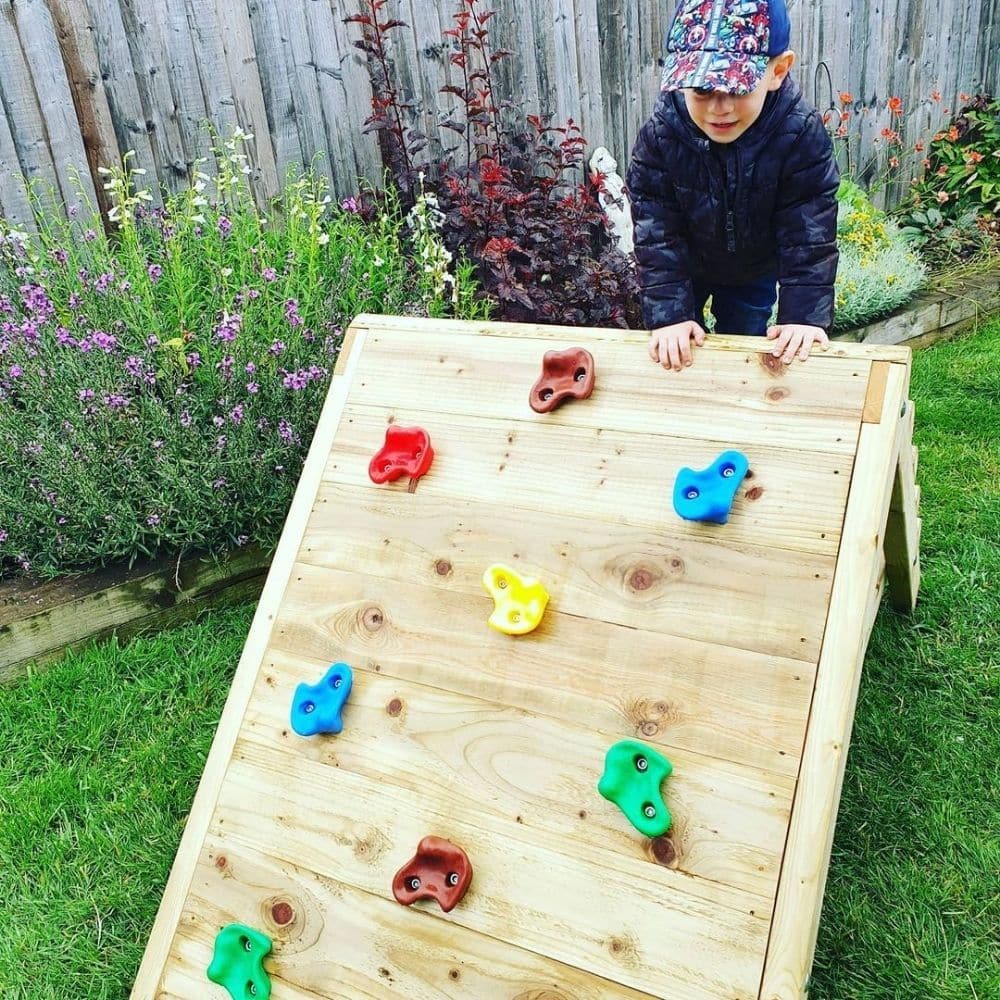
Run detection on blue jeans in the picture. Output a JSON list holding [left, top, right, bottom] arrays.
[[693, 275, 778, 336]]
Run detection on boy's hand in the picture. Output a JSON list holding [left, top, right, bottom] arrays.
[[648, 321, 707, 371], [766, 324, 829, 363]]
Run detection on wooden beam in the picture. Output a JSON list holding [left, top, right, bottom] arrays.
[[758, 363, 908, 1000], [884, 401, 922, 611]]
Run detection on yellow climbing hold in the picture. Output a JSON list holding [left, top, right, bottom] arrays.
[[482, 563, 549, 635]]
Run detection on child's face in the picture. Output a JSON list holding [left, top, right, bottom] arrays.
[[682, 51, 795, 144]]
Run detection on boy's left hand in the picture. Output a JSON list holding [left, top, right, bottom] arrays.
[[766, 324, 829, 363]]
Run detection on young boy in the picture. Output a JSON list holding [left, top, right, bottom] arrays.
[[627, 0, 839, 370]]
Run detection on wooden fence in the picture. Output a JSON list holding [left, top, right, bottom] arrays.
[[1, 0, 997, 231]]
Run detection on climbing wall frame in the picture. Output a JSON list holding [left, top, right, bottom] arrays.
[[132, 314, 920, 1000]]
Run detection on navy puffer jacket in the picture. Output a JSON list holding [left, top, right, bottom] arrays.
[[627, 76, 839, 331]]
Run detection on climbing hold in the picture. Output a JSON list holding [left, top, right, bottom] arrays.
[[482, 563, 549, 635], [368, 425, 434, 487], [206, 923, 272, 1000], [597, 740, 673, 838], [290, 662, 353, 737], [530, 347, 596, 413], [392, 836, 473, 913], [672, 450, 750, 524]]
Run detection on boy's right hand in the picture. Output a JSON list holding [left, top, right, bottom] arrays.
[[648, 321, 707, 371]]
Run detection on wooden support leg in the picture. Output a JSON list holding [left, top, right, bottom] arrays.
[[883, 400, 921, 611]]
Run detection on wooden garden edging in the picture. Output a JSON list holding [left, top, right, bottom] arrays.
[[1, 262, 996, 685], [0, 546, 269, 684], [833, 263, 1000, 348]]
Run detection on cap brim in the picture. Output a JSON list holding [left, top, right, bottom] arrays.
[[660, 50, 769, 96]]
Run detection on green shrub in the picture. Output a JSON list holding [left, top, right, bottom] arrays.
[[0, 131, 487, 580], [833, 179, 927, 331]]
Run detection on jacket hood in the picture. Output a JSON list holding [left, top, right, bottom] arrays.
[[655, 75, 804, 155]]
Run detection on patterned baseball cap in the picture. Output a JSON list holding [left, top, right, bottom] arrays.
[[661, 0, 791, 96]]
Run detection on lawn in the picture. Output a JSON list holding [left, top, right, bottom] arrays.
[[1, 320, 997, 1000]]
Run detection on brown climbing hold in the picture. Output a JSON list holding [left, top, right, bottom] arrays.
[[392, 836, 473, 913], [529, 347, 596, 413]]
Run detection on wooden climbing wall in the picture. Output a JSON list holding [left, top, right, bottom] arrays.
[[132, 315, 921, 1000]]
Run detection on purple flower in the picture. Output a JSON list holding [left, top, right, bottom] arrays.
[[186, 351, 202, 370], [245, 361, 257, 374], [146, 334, 159, 348], [103, 392, 130, 410], [214, 311, 242, 343], [278, 418, 296, 444], [152, 439, 164, 449], [212, 415, 225, 428], [269, 340, 285, 357], [56, 327, 76, 347], [84, 229, 98, 242], [77, 337, 93, 353], [282, 369, 309, 390], [21, 283, 54, 319], [341, 196, 360, 213], [218, 216, 233, 237], [49, 247, 69, 265], [212, 475, 227, 488], [262, 267, 277, 282], [78, 388, 95, 402], [246, 381, 259, 394], [68, 293, 81, 310], [284, 298, 303, 328], [125, 355, 145, 379], [148, 263, 162, 283], [8, 364, 23, 378], [235, 534, 249, 547], [179, 409, 192, 427], [91, 330, 118, 353], [94, 272, 113, 293], [0, 530, 8, 543], [247, 288, 260, 300], [217, 354, 235, 380], [229, 404, 244, 425], [147, 514, 161, 527]]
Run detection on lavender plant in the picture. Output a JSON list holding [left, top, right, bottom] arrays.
[[0, 131, 485, 580]]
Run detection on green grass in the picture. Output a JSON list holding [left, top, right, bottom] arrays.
[[1, 320, 998, 999]]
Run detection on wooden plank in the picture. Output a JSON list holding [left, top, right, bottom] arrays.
[[352, 327, 870, 454], [117, 0, 190, 194], [0, 80, 36, 231], [758, 363, 909, 1000], [884, 401, 921, 611], [211, 0, 280, 202], [0, 0, 63, 211], [349, 313, 915, 363], [272, 563, 813, 777], [129, 330, 370, 999], [83, 0, 162, 207], [163, 836, 663, 1000], [12, 0, 99, 213], [249, 647, 794, 901], [48, 0, 122, 220], [0, 546, 268, 684], [329, 403, 855, 558], [206, 743, 770, 1000], [861, 361, 891, 423], [300, 482, 835, 662]]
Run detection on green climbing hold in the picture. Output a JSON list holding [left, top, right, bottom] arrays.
[[206, 923, 272, 1000], [597, 739, 673, 838]]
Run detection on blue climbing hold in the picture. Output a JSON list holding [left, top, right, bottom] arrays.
[[290, 662, 354, 737], [673, 450, 750, 524]]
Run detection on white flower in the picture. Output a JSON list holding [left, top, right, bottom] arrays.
[[317, 233, 330, 246], [221, 267, 233, 277]]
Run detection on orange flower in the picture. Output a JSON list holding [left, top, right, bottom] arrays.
[[881, 127, 901, 143], [936, 191, 949, 203], [840, 111, 850, 122], [822, 111, 832, 125], [840, 91, 853, 104], [914, 141, 925, 153], [888, 96, 904, 115], [889, 156, 900, 168], [931, 89, 942, 102], [966, 151, 984, 164], [836, 125, 848, 138], [936, 166, 948, 176], [948, 126, 960, 141], [922, 158, 931, 169], [933, 132, 945, 142], [959, 92, 971, 102]]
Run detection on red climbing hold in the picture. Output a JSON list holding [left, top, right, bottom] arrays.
[[368, 425, 434, 485], [392, 836, 473, 913]]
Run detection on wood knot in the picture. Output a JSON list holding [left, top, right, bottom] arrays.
[[746, 486, 765, 501], [386, 697, 403, 717], [435, 559, 452, 576], [766, 386, 791, 402], [759, 352, 785, 376], [361, 606, 385, 631], [214, 855, 227, 870], [628, 568, 655, 591], [640, 720, 659, 737], [650, 835, 679, 868], [270, 901, 294, 926], [668, 556, 684, 574]]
